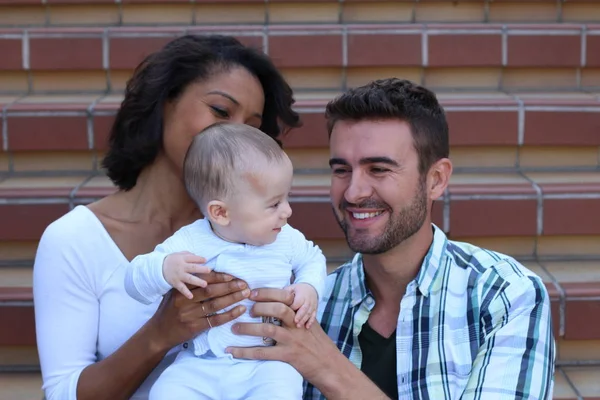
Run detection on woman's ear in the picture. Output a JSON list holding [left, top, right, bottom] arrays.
[[206, 200, 230, 226], [427, 158, 452, 201]]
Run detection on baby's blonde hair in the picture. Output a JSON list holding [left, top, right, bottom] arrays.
[[183, 122, 286, 211]]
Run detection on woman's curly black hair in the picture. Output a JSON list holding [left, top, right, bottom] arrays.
[[102, 35, 301, 191]]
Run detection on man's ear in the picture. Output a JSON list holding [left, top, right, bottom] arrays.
[[206, 200, 230, 226], [427, 158, 452, 201]]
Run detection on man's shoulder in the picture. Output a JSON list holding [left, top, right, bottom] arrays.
[[445, 239, 532, 277], [444, 238, 547, 305]]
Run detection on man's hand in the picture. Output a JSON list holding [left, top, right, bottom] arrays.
[[225, 288, 335, 383], [285, 283, 318, 328], [162, 251, 212, 299]]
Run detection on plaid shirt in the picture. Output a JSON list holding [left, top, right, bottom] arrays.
[[304, 225, 555, 400]]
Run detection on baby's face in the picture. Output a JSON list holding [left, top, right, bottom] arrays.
[[226, 158, 294, 246]]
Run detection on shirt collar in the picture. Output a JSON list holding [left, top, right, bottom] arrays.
[[414, 224, 448, 297], [347, 223, 449, 307]]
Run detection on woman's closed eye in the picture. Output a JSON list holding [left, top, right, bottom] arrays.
[[210, 106, 230, 119]]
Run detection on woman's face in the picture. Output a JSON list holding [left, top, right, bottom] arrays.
[[162, 66, 265, 173]]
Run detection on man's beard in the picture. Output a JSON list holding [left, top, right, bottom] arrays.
[[333, 177, 428, 255]]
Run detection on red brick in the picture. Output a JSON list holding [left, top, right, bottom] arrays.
[[449, 199, 537, 237], [93, 114, 115, 151], [288, 202, 342, 240], [234, 35, 264, 51], [121, 0, 193, 3], [585, 34, 600, 67], [29, 37, 103, 70], [507, 35, 581, 67], [269, 0, 336, 2], [428, 34, 502, 67], [0, 0, 39, 4], [46, 0, 114, 3], [0, 303, 35, 346], [447, 110, 518, 146], [524, 111, 600, 146], [432, 199, 443, 228], [550, 298, 560, 339], [109, 36, 174, 70], [543, 198, 600, 236], [269, 35, 342, 68], [347, 33, 421, 67], [7, 115, 88, 151], [563, 282, 600, 340], [0, 203, 69, 241], [0, 187, 74, 198], [282, 112, 328, 148], [0, 38, 21, 70]]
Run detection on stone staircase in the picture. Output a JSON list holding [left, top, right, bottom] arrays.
[[1, 0, 600, 399]]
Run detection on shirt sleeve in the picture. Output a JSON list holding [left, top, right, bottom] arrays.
[[33, 219, 100, 400], [124, 228, 193, 305], [461, 263, 556, 400], [285, 225, 327, 299]]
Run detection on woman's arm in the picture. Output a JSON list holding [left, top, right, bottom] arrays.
[[76, 280, 249, 400], [226, 289, 389, 400], [34, 223, 250, 400]]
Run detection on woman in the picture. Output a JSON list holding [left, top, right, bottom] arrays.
[[33, 35, 300, 400]]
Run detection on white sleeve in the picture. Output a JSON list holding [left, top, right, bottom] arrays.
[[124, 229, 193, 305], [33, 220, 99, 400], [286, 226, 327, 299]]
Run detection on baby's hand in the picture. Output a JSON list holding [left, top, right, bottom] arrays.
[[285, 283, 318, 329], [163, 252, 211, 300]]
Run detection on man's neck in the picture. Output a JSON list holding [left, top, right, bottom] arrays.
[[362, 222, 434, 306]]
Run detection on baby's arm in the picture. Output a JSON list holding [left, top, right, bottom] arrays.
[[124, 226, 210, 305], [285, 226, 327, 328]]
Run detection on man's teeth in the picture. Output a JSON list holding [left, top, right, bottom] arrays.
[[352, 211, 383, 219]]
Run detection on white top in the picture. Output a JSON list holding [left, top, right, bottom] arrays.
[[125, 218, 327, 357], [33, 205, 179, 400]]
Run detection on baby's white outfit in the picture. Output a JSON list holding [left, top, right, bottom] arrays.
[[125, 219, 326, 400]]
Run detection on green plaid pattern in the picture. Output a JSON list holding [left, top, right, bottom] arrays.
[[304, 225, 555, 400]]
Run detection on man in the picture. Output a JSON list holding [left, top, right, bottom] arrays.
[[227, 78, 556, 399]]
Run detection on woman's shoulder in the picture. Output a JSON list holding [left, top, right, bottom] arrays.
[[39, 205, 119, 258], [42, 205, 103, 240]]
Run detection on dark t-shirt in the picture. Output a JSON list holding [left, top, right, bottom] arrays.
[[359, 322, 399, 399]]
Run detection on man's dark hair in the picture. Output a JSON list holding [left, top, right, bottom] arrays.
[[102, 35, 300, 191], [325, 78, 449, 175]]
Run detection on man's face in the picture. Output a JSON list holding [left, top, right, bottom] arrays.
[[329, 119, 429, 255]]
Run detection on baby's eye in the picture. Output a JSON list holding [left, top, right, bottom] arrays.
[[271, 202, 280, 208]]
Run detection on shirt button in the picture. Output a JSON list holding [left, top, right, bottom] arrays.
[[365, 297, 374, 306], [183, 342, 188, 349]]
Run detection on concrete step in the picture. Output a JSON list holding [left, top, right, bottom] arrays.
[[0, 368, 599, 400], [0, 0, 600, 27], [1, 24, 600, 93], [1, 92, 599, 174], [3, 259, 600, 343], [0, 371, 42, 400], [1, 171, 600, 242]]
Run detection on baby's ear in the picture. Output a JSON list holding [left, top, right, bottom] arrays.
[[206, 200, 230, 226]]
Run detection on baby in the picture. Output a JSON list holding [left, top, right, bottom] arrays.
[[124, 122, 326, 400]]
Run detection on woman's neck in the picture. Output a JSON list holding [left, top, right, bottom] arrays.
[[110, 155, 200, 229]]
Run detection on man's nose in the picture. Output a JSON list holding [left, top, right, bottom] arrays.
[[344, 173, 373, 205]]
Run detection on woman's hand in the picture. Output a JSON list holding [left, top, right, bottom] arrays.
[[147, 271, 250, 352]]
